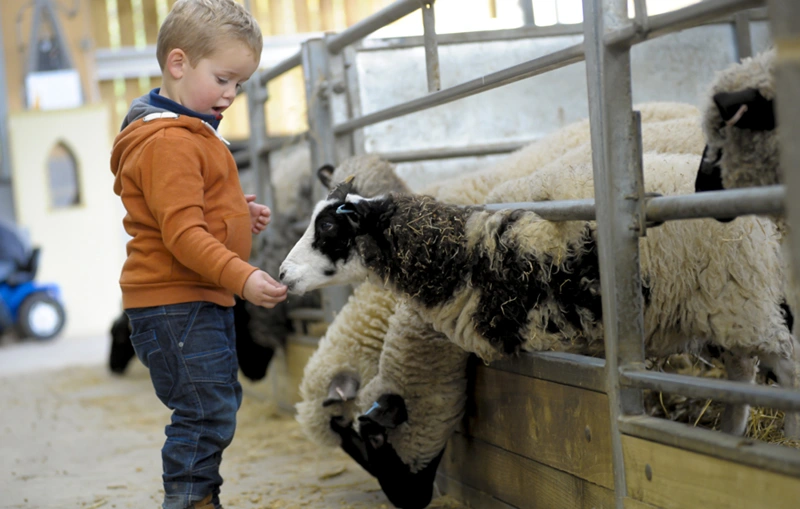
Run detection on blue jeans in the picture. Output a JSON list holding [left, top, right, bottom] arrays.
[[126, 302, 242, 509]]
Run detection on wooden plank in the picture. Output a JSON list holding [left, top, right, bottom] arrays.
[[490, 351, 606, 392], [142, 0, 161, 45], [90, 0, 111, 49], [117, 0, 136, 47], [268, 0, 285, 35], [623, 435, 800, 509], [623, 497, 662, 509], [435, 472, 518, 509], [344, 0, 359, 26], [461, 365, 615, 489], [319, 0, 334, 30], [441, 433, 615, 509], [293, 0, 310, 32]]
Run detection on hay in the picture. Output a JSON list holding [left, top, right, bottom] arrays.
[[643, 352, 800, 448]]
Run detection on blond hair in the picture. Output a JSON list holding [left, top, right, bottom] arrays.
[[156, 0, 262, 69]]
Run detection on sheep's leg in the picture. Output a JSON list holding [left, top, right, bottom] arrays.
[[759, 337, 800, 439], [719, 350, 757, 436]]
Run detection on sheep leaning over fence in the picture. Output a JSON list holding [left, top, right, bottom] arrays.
[[281, 153, 800, 438], [296, 156, 471, 509]]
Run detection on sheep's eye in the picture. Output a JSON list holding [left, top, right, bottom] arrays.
[[320, 221, 335, 233]]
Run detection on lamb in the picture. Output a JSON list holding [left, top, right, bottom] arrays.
[[281, 153, 800, 437]]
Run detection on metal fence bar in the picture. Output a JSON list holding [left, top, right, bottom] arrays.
[[520, 0, 535, 26], [357, 23, 585, 50], [326, 0, 422, 54], [258, 51, 303, 87], [421, 1, 441, 92], [380, 140, 529, 163], [645, 185, 784, 221], [482, 184, 784, 223], [583, 0, 645, 506], [620, 368, 800, 412], [619, 415, 800, 479], [734, 11, 754, 60], [302, 38, 353, 322], [606, 0, 766, 47], [333, 43, 585, 134], [769, 0, 800, 318]]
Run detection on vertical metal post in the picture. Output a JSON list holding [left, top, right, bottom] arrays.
[[583, 0, 646, 506], [343, 46, 367, 156], [520, 0, 535, 26], [420, 1, 440, 92], [769, 0, 800, 303], [302, 38, 353, 322], [246, 81, 276, 238], [733, 12, 753, 61], [0, 5, 15, 222]]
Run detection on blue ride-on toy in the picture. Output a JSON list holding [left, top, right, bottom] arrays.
[[0, 221, 66, 340]]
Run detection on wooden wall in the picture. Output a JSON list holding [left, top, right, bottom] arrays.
[[1, 0, 392, 143]]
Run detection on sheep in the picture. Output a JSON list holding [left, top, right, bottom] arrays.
[[280, 153, 800, 438], [295, 280, 397, 448], [428, 101, 701, 206], [696, 49, 779, 197], [297, 158, 472, 508]]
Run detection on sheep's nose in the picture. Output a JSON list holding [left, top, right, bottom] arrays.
[[279, 271, 286, 281]]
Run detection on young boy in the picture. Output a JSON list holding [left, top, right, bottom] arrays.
[[110, 1, 286, 507]]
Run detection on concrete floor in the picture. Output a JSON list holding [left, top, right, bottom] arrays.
[[0, 334, 464, 509]]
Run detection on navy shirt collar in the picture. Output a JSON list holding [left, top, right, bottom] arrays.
[[149, 88, 222, 130]]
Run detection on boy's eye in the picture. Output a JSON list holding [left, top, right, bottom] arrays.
[[216, 77, 228, 85]]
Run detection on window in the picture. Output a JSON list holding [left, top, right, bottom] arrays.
[[47, 142, 81, 208]]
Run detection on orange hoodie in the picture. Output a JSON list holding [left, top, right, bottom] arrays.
[[111, 114, 257, 309]]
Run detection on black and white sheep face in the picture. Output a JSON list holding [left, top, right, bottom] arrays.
[[280, 196, 373, 295]]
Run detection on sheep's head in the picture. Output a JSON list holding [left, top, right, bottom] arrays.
[[280, 178, 395, 295], [330, 393, 442, 509]]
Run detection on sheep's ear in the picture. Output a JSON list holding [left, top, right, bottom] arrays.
[[713, 89, 775, 130], [322, 372, 360, 407], [327, 175, 356, 201], [358, 394, 408, 430], [317, 164, 335, 189]]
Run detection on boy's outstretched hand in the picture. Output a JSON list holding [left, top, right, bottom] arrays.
[[245, 194, 271, 234], [243, 270, 288, 309]]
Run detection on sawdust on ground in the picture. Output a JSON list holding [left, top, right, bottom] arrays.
[[0, 362, 464, 509]]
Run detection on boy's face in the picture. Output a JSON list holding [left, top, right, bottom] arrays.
[[172, 40, 259, 117]]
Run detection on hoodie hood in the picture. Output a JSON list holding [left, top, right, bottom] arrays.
[[120, 89, 222, 131]]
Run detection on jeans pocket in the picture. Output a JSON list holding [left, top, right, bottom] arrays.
[[184, 348, 234, 384], [130, 329, 174, 403]]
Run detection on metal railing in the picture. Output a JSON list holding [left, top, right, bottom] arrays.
[[245, 1, 800, 506]]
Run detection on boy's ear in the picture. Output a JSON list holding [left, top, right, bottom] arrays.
[[165, 48, 189, 80], [317, 164, 335, 189]]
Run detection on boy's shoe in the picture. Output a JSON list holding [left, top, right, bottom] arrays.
[[192, 494, 214, 509]]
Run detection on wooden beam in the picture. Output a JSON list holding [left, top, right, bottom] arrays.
[[293, 0, 310, 32], [461, 365, 615, 489], [319, 0, 334, 31], [89, 0, 111, 49], [623, 435, 800, 509], [117, 0, 135, 47], [142, 0, 160, 45], [440, 432, 615, 509]]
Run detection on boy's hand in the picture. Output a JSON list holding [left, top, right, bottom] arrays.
[[243, 270, 288, 309], [245, 194, 271, 234]]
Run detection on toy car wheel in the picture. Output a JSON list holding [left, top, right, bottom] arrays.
[[17, 292, 66, 340]]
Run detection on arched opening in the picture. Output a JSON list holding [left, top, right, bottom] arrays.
[[47, 142, 81, 209]]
